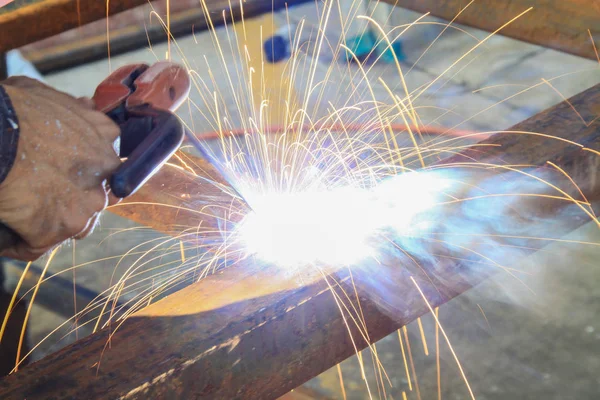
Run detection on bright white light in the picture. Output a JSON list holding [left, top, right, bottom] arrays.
[[239, 172, 450, 267], [240, 187, 376, 266]]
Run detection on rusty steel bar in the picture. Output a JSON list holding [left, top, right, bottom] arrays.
[[112, 151, 245, 234], [3, 260, 128, 320], [0, 0, 153, 53], [387, 0, 600, 61], [0, 84, 597, 398], [16, 0, 308, 73], [24, 7, 209, 73]]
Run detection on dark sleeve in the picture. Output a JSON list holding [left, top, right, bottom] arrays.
[[0, 85, 20, 185]]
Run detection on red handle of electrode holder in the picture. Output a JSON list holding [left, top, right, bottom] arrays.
[[93, 63, 149, 113], [92, 62, 191, 198], [125, 61, 191, 112], [93, 62, 191, 114]]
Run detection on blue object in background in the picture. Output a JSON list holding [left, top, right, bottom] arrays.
[[264, 25, 405, 65], [345, 31, 376, 62], [379, 40, 405, 63], [345, 30, 405, 64], [264, 34, 290, 63]]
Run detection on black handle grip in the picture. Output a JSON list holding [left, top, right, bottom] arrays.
[[0, 107, 184, 253], [110, 107, 184, 197]]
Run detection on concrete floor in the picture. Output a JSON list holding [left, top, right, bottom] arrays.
[[3, 3, 599, 399]]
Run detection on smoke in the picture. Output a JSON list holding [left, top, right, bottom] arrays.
[[343, 166, 592, 320]]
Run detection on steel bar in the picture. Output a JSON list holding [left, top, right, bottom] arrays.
[[387, 0, 600, 61], [16, 0, 308, 74], [2, 260, 128, 320], [0, 0, 153, 53], [0, 84, 598, 398], [112, 151, 245, 234], [26, 8, 209, 74]]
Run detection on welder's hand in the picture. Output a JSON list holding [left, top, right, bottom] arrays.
[[0, 77, 122, 261]]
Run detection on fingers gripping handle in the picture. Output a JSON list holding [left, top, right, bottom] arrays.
[[0, 109, 184, 254], [0, 62, 190, 255]]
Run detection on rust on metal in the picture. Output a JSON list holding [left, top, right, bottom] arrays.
[[0, 84, 598, 399], [388, 0, 600, 60], [0, 0, 151, 53], [112, 151, 245, 234]]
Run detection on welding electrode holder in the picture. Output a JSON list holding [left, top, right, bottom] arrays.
[[108, 103, 184, 198], [0, 105, 185, 252]]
